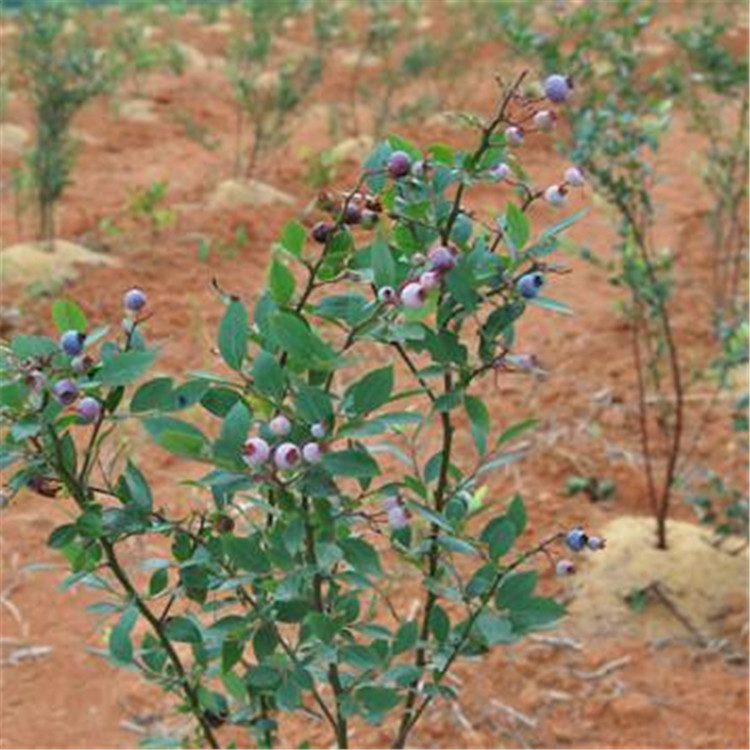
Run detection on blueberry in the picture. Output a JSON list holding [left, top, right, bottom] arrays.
[[77, 396, 102, 424], [387, 150, 413, 179], [419, 270, 441, 290], [564, 166, 585, 187], [505, 125, 524, 146], [516, 272, 545, 299], [311, 221, 332, 244], [71, 354, 94, 374], [544, 184, 567, 206], [533, 109, 556, 131], [544, 74, 572, 103], [269, 415, 292, 436], [343, 204, 362, 225], [490, 162, 511, 181], [427, 244, 457, 273], [565, 526, 588, 552], [556, 558, 576, 576], [378, 286, 396, 303], [274, 442, 301, 471], [123, 287, 147, 312], [60, 330, 86, 356], [387, 505, 410, 529], [51, 378, 79, 406], [310, 422, 326, 439]]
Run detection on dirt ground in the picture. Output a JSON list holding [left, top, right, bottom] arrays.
[[0, 5, 748, 749]]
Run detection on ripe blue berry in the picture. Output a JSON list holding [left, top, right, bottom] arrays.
[[343, 203, 362, 225], [60, 330, 86, 356], [123, 287, 147, 312], [52, 378, 79, 406], [544, 74, 572, 103], [516, 272, 545, 299], [387, 150, 412, 179], [312, 221, 332, 244], [565, 527, 588, 552], [77, 396, 102, 424]]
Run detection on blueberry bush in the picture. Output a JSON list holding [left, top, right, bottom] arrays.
[[0, 74, 603, 748]]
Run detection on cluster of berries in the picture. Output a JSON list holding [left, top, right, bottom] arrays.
[[556, 526, 606, 575], [376, 243, 457, 310], [50, 288, 147, 425], [242, 418, 325, 472]]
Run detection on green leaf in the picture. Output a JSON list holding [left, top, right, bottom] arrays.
[[433, 390, 464, 413], [475, 450, 527, 478], [345, 365, 394, 416], [495, 570, 538, 609], [370, 235, 395, 287], [540, 208, 587, 240], [165, 616, 202, 643], [356, 685, 401, 723], [294, 384, 333, 424], [123, 460, 153, 513], [252, 351, 286, 400], [218, 300, 248, 371], [340, 644, 381, 671], [486, 518, 517, 560], [392, 620, 418, 656], [496, 418, 538, 447], [314, 293, 370, 325], [10, 335, 57, 359], [52, 299, 87, 334], [253, 622, 279, 660], [144, 416, 208, 459], [269, 312, 335, 367], [279, 220, 306, 257], [475, 611, 514, 644], [322, 450, 380, 478], [247, 665, 281, 689], [429, 604, 450, 641], [110, 605, 138, 664], [529, 296, 573, 315], [340, 537, 382, 577], [464, 395, 489, 456], [224, 534, 270, 574], [268, 258, 296, 306], [131, 377, 174, 412], [507, 494, 527, 535], [98, 349, 156, 386], [149, 568, 169, 597], [48, 524, 77, 549], [509, 596, 565, 630], [504, 202, 530, 252]]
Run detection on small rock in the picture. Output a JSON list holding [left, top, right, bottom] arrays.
[[209, 179, 296, 209], [329, 135, 374, 164], [118, 98, 157, 123], [0, 123, 29, 154], [609, 693, 660, 725]]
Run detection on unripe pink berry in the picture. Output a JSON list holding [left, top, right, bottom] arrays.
[[544, 184, 567, 206], [411, 252, 426, 266], [505, 126, 524, 146], [490, 162, 511, 181], [387, 505, 410, 529], [310, 422, 326, 439], [243, 437, 270, 467], [556, 559, 576, 576], [269, 415, 292, 436], [419, 270, 441, 290], [400, 282, 426, 309], [533, 109, 556, 131], [564, 166, 585, 187], [302, 442, 322, 464], [275, 442, 301, 471]]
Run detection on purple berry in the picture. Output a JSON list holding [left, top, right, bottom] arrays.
[[400, 282, 426, 309], [123, 287, 147, 312], [60, 330, 86, 356], [77, 396, 102, 424], [302, 442, 322, 464], [564, 166, 585, 187], [312, 221, 332, 244], [587, 536, 606, 551], [516, 272, 545, 299], [343, 204, 362, 225], [428, 244, 457, 273], [565, 526, 588, 552], [378, 286, 396, 303], [556, 559, 576, 576], [269, 415, 292, 436], [387, 150, 413, 179], [275, 442, 301, 471], [544, 74, 572, 103], [242, 437, 270, 467], [51, 378, 79, 406], [310, 422, 326, 439]]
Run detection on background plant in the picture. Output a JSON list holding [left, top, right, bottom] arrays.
[[16, 3, 111, 250], [0, 74, 601, 749]]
